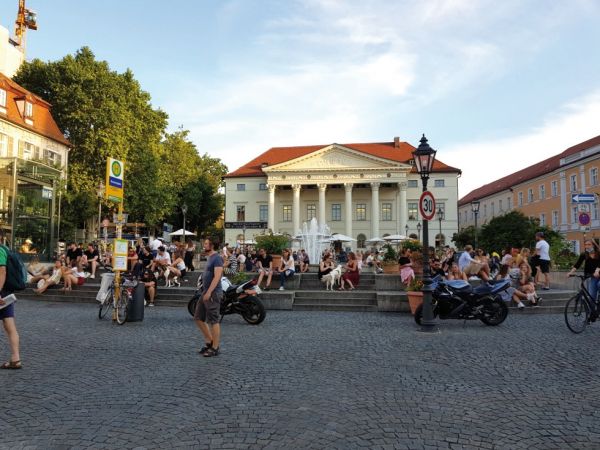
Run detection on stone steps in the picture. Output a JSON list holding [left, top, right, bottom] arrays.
[[293, 289, 377, 311], [294, 304, 378, 312]]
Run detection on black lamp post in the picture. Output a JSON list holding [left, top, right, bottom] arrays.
[[412, 134, 438, 333], [182, 203, 188, 243], [417, 222, 422, 241], [437, 206, 444, 249], [471, 200, 480, 248], [405, 224, 409, 237]]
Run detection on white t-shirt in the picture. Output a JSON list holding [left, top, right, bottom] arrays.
[[150, 238, 162, 251], [536, 239, 550, 261], [237, 254, 246, 264], [156, 252, 171, 264]]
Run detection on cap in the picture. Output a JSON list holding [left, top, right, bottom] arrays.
[[25, 239, 32, 244]]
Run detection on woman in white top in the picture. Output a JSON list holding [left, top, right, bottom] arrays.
[[62, 261, 86, 291], [277, 248, 295, 291], [167, 250, 187, 279], [34, 260, 64, 294]]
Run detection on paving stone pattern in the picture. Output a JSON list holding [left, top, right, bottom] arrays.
[[0, 300, 599, 449]]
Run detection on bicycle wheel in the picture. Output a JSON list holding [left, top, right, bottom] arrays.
[[98, 287, 113, 319], [115, 289, 128, 325], [564, 293, 590, 334]]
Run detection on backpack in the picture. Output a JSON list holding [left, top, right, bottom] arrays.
[[0, 245, 27, 291]]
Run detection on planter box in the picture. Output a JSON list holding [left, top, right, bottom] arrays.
[[375, 275, 404, 291], [407, 291, 423, 314], [377, 292, 410, 312], [382, 264, 399, 274]]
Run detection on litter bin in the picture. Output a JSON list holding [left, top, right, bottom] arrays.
[[127, 282, 145, 322]]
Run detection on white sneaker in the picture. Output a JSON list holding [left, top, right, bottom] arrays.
[[518, 302, 525, 310], [90, 274, 95, 279], [279, 286, 285, 291]]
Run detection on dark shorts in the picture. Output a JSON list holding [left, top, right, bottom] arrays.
[[194, 291, 221, 324], [0, 303, 15, 320], [539, 260, 550, 274]]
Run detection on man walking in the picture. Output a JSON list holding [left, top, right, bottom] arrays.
[[535, 232, 551, 290], [195, 238, 223, 357], [0, 234, 21, 369]]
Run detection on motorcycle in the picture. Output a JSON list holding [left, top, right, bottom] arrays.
[[414, 276, 510, 326], [187, 275, 266, 325]]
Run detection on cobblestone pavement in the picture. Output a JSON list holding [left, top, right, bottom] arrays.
[[1, 300, 599, 449]]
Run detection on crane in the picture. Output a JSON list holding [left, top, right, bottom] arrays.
[[14, 0, 37, 52]]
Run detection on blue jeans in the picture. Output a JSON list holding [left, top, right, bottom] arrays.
[[279, 269, 294, 288], [587, 277, 600, 311]]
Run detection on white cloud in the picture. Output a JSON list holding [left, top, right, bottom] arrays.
[[444, 90, 600, 198]]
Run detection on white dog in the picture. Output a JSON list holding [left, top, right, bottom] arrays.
[[322, 265, 342, 291]]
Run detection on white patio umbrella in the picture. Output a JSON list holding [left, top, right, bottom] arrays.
[[169, 228, 197, 236], [383, 234, 408, 241], [330, 233, 357, 242], [241, 239, 256, 245], [366, 237, 385, 244]]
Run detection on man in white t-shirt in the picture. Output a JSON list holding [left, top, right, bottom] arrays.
[[151, 246, 171, 276], [149, 236, 162, 257], [535, 232, 551, 290]]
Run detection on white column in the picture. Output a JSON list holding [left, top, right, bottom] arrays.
[[344, 183, 353, 239], [267, 185, 276, 232], [371, 182, 380, 238], [399, 182, 408, 234], [318, 183, 327, 227], [292, 184, 301, 235]]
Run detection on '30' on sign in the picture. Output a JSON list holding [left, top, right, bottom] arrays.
[[419, 191, 436, 221]]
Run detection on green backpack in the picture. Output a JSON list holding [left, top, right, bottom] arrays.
[[0, 245, 27, 291]]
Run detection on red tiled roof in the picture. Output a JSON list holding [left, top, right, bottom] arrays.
[[0, 73, 70, 146], [459, 134, 600, 206], [225, 141, 461, 178]]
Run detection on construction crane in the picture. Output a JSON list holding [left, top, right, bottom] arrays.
[[14, 0, 37, 52]]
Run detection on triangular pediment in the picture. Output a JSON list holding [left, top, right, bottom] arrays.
[[263, 145, 410, 172]]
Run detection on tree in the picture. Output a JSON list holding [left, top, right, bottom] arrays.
[[452, 226, 477, 249]]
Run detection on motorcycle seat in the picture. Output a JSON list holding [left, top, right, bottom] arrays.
[[225, 285, 238, 293], [446, 280, 472, 294], [473, 284, 493, 295]]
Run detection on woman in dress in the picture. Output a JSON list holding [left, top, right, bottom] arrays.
[[398, 248, 414, 286], [339, 252, 359, 290], [318, 252, 335, 281]]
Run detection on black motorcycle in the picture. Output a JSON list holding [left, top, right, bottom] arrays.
[[187, 275, 266, 325], [414, 276, 510, 326]]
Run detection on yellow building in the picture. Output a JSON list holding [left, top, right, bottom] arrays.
[[459, 134, 600, 252]]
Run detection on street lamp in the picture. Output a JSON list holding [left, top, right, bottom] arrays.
[[417, 222, 422, 241], [437, 206, 445, 249], [181, 203, 188, 243], [412, 134, 438, 333], [97, 182, 105, 240], [405, 224, 409, 237], [471, 200, 480, 248]]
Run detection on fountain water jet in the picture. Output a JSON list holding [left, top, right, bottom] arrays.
[[297, 218, 331, 264]]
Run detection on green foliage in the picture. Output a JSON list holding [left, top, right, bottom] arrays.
[[229, 272, 252, 285], [255, 232, 290, 255], [402, 239, 422, 252], [382, 244, 397, 262], [14, 48, 227, 233], [452, 226, 477, 249]]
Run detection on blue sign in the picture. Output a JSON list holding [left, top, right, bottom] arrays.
[[571, 193, 595, 203], [109, 176, 123, 188]]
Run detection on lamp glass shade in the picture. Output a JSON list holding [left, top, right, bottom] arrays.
[[182, 203, 188, 214], [471, 200, 480, 213], [417, 222, 422, 231], [412, 135, 437, 176]]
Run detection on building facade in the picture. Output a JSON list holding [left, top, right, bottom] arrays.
[[224, 138, 461, 249], [459, 135, 600, 253]]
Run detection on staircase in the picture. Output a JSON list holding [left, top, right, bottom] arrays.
[[506, 289, 572, 314], [293, 290, 378, 312]]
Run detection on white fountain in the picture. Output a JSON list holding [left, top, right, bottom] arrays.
[[297, 217, 331, 264]]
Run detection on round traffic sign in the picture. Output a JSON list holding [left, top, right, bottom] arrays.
[[579, 212, 591, 226], [419, 191, 436, 221]]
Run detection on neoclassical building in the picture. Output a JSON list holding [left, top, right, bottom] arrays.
[[224, 137, 461, 249]]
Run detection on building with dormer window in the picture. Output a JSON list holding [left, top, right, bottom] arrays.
[[223, 137, 461, 248]]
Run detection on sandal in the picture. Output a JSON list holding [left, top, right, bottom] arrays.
[[1, 360, 22, 370], [202, 347, 219, 357], [198, 342, 212, 354]]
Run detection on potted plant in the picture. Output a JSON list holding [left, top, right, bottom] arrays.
[[406, 277, 424, 314], [255, 231, 290, 268], [381, 244, 399, 274]]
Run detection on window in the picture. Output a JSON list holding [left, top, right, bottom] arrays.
[[507, 197, 512, 210], [572, 206, 578, 223], [551, 180, 558, 197], [0, 89, 6, 107], [518, 192, 523, 206], [437, 202, 445, 215], [434, 179, 445, 187], [20, 141, 35, 160], [236, 205, 245, 222], [259, 183, 267, 191], [591, 168, 598, 186], [25, 102, 33, 118], [527, 189, 533, 203], [540, 213, 546, 227], [44, 149, 62, 166], [237, 184, 245, 191], [552, 210, 559, 227], [408, 180, 418, 188], [331, 204, 341, 221], [539, 184, 546, 200], [570, 174, 577, 192], [491, 202, 495, 216], [381, 203, 392, 221], [259, 204, 268, 222], [282, 205, 292, 222], [499, 199, 503, 211], [307, 204, 316, 220], [483, 204, 487, 217], [357, 233, 367, 248], [356, 203, 367, 221], [408, 202, 418, 220], [0, 133, 7, 157]]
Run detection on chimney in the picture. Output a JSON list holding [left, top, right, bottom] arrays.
[[394, 136, 400, 148]]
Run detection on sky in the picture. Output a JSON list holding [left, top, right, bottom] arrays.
[[1, 0, 600, 198]]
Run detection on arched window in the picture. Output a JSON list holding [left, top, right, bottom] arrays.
[[409, 233, 418, 240], [357, 233, 367, 248], [435, 234, 446, 247]]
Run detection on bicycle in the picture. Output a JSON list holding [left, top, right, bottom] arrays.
[[564, 274, 600, 333], [98, 270, 137, 325]]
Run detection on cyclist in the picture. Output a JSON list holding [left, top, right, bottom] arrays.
[[567, 239, 600, 320]]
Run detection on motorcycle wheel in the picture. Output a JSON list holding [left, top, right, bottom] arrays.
[[187, 296, 199, 317], [413, 304, 437, 325], [240, 296, 266, 325], [479, 296, 508, 326]]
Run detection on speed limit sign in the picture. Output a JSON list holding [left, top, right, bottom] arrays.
[[419, 191, 436, 221]]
